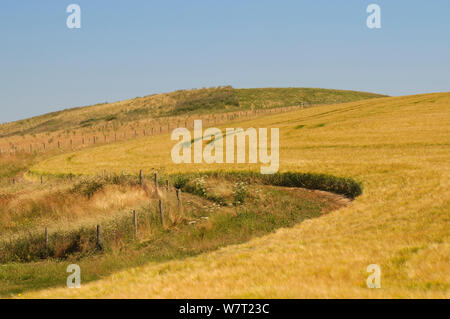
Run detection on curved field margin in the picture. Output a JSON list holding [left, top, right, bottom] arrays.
[[0, 172, 353, 296], [25, 92, 450, 298]]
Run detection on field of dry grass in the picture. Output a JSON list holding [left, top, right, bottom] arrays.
[[22, 92, 450, 298]]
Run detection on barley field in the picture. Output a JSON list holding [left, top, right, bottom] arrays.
[[23, 92, 450, 298]]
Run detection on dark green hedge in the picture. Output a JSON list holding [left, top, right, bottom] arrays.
[[170, 171, 362, 199]]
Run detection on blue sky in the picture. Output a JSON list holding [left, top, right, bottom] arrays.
[[0, 0, 449, 123]]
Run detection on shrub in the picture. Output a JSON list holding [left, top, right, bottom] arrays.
[[232, 181, 248, 205], [172, 175, 189, 189], [71, 179, 105, 199]]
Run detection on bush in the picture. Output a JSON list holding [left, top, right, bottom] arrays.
[[172, 175, 189, 189], [232, 181, 248, 205], [69, 174, 140, 199], [71, 179, 105, 199]]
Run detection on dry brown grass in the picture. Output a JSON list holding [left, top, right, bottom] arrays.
[[0, 179, 150, 239]]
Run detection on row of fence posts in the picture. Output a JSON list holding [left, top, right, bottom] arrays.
[[41, 170, 181, 254], [3, 174, 44, 185], [1, 105, 302, 156]]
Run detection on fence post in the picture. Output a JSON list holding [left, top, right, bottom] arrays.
[[176, 189, 182, 208], [154, 172, 158, 190], [159, 200, 164, 227], [44, 227, 49, 251], [41, 176, 43, 184], [166, 179, 169, 191], [133, 210, 137, 239], [96, 225, 102, 250], [139, 169, 143, 186]]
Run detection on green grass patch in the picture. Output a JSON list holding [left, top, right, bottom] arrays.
[[310, 123, 326, 128]]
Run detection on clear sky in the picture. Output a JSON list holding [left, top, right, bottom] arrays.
[[1, 0, 449, 123]]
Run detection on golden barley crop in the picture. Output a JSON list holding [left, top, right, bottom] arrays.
[[23, 92, 450, 298]]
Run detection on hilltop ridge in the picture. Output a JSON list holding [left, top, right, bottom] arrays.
[[0, 87, 386, 138]]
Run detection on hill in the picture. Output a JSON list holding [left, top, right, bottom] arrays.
[[0, 87, 386, 138], [24, 92, 450, 298]]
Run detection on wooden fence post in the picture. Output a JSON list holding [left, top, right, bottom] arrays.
[[176, 189, 182, 208], [133, 210, 137, 239], [154, 172, 158, 190], [44, 227, 49, 251], [139, 169, 143, 186], [96, 225, 102, 249], [159, 200, 164, 227], [166, 179, 169, 191]]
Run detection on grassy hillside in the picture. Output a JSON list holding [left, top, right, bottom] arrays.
[[25, 92, 450, 298], [0, 87, 386, 138]]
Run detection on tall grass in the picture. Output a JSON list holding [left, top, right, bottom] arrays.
[[0, 171, 351, 264], [0, 153, 36, 178]]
